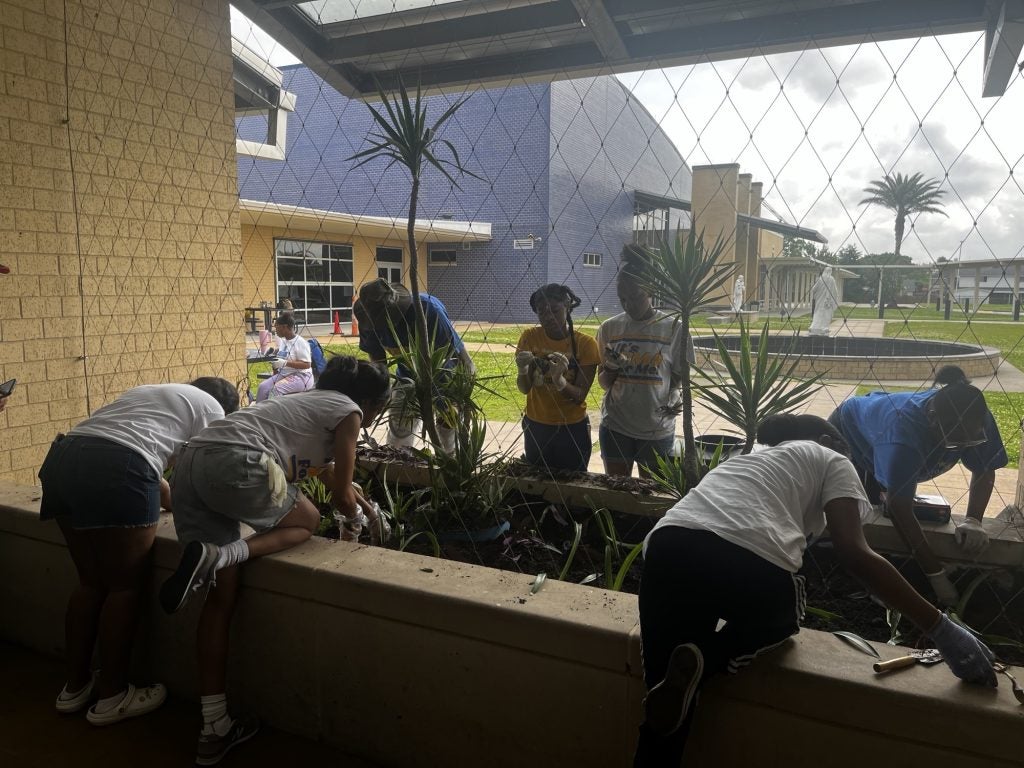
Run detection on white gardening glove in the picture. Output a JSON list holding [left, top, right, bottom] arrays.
[[602, 345, 628, 372], [515, 351, 534, 375], [271, 357, 286, 371], [925, 568, 960, 607], [338, 510, 368, 542], [954, 518, 990, 557], [929, 614, 997, 687], [547, 352, 570, 391]]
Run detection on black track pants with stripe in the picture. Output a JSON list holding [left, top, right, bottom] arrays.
[[634, 526, 805, 767]]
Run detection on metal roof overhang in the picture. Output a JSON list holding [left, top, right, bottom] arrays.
[[239, 200, 493, 243], [230, 1, 1019, 100], [634, 190, 828, 244]]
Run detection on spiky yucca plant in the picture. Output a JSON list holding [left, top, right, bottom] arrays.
[[694, 320, 825, 454], [624, 229, 735, 489], [348, 78, 479, 447]]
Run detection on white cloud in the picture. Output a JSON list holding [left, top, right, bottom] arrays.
[[624, 33, 1024, 265]]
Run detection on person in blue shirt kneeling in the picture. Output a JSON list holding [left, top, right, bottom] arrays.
[[829, 365, 1007, 605]]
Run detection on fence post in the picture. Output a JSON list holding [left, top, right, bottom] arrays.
[[876, 266, 885, 319], [1015, 297, 1021, 322], [944, 295, 951, 320]]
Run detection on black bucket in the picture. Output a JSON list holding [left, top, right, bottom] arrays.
[[694, 434, 745, 464]]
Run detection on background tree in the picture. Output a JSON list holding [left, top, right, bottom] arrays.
[[349, 80, 478, 447], [859, 172, 947, 258]]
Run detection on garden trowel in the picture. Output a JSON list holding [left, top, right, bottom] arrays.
[[872, 648, 943, 674]]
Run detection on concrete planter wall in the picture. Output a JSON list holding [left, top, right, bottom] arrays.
[[1, 483, 1021, 767]]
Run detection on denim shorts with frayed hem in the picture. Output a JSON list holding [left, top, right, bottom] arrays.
[[169, 443, 299, 546], [598, 424, 674, 469], [39, 435, 161, 529]]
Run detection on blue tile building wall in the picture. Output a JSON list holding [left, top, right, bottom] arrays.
[[237, 68, 689, 323], [546, 77, 691, 319]]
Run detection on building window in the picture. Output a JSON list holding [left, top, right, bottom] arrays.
[[429, 247, 458, 266], [582, 252, 602, 268], [275, 238, 354, 324]]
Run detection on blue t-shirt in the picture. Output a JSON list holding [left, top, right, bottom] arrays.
[[358, 293, 464, 378], [835, 389, 1007, 500]]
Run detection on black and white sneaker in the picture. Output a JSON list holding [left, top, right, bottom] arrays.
[[159, 541, 219, 614], [643, 643, 704, 736], [195, 715, 260, 766]]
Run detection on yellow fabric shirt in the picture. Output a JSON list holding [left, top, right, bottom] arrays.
[[516, 327, 600, 425]]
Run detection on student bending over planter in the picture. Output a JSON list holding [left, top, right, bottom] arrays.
[[515, 283, 600, 472], [160, 355, 392, 766], [829, 365, 1008, 606], [634, 413, 997, 768], [38, 377, 239, 726]]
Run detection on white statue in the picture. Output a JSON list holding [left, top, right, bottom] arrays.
[[809, 267, 840, 336], [731, 275, 745, 313]]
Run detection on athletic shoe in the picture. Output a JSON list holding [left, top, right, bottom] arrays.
[[85, 683, 167, 726], [643, 643, 704, 736], [195, 715, 260, 766], [55, 670, 99, 714], [159, 541, 219, 614]]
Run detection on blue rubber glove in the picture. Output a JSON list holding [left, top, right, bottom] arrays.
[[929, 614, 997, 687]]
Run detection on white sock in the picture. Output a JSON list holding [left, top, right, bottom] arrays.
[[200, 693, 233, 736], [93, 690, 126, 715], [214, 539, 249, 572]]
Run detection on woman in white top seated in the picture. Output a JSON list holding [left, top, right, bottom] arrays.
[[255, 314, 314, 401], [634, 413, 997, 767]]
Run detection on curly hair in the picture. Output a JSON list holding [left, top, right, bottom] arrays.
[[529, 283, 582, 365]]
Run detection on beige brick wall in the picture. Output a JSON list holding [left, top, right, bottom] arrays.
[[691, 164, 739, 304], [240, 224, 430, 312], [0, 0, 242, 484]]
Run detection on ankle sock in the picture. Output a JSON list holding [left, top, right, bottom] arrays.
[[214, 539, 249, 572], [200, 693, 233, 736], [93, 690, 126, 715]]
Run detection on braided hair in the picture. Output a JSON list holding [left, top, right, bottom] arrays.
[[529, 283, 582, 367]]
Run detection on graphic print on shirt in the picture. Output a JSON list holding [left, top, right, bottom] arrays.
[[606, 337, 666, 385]]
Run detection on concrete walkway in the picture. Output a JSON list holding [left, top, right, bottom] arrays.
[[0, 642, 375, 768]]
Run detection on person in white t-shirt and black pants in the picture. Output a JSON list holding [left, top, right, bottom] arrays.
[[255, 314, 314, 402], [634, 414, 997, 767], [597, 260, 693, 476]]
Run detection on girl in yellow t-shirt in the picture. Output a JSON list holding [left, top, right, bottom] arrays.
[[514, 284, 600, 471]]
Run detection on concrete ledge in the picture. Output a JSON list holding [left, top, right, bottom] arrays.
[[1, 483, 1022, 767]]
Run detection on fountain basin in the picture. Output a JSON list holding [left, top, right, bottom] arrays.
[[691, 335, 1002, 381]]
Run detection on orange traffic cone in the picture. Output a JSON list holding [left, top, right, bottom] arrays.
[[333, 310, 341, 335], [350, 303, 359, 337]]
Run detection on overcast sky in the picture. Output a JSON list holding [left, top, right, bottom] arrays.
[[231, 9, 1023, 265]]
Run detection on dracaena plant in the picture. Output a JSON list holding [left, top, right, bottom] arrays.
[[623, 228, 735, 490], [693, 319, 824, 454], [347, 77, 480, 447]]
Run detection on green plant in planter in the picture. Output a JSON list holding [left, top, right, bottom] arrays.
[[623, 230, 735, 490], [692, 319, 825, 454], [348, 78, 481, 447]]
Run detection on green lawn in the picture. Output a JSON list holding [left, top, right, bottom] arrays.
[[883, 320, 1024, 371]]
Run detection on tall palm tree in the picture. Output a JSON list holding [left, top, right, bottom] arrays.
[[859, 172, 947, 258]]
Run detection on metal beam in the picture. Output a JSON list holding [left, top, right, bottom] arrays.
[[982, 1, 1024, 97], [627, 0, 988, 64], [571, 0, 630, 61], [322, 3, 581, 63]]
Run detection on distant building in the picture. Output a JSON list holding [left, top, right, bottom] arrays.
[[238, 67, 690, 323]]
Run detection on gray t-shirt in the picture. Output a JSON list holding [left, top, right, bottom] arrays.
[[190, 390, 361, 483], [70, 383, 224, 476], [646, 441, 871, 572], [597, 310, 689, 440]]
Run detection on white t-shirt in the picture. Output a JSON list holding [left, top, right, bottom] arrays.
[[70, 384, 224, 476], [596, 310, 689, 439], [279, 334, 312, 376], [646, 441, 871, 572], [190, 390, 361, 483]]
